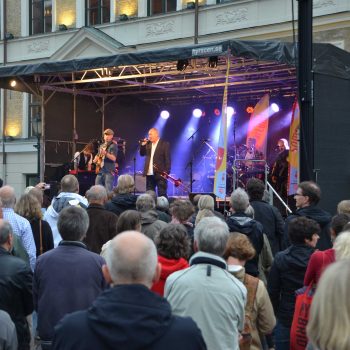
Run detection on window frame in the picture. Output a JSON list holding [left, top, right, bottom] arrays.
[[28, 94, 41, 139], [147, 0, 177, 16], [29, 0, 52, 35], [85, 0, 110, 26]]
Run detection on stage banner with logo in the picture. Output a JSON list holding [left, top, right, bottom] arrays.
[[288, 99, 300, 195], [246, 94, 270, 157], [213, 57, 230, 199]]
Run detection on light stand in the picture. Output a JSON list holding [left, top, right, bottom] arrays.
[[32, 114, 42, 181]]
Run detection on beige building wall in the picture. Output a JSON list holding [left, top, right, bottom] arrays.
[[5, 91, 24, 138], [56, 0, 77, 29], [115, 0, 138, 17], [7, 0, 21, 37]]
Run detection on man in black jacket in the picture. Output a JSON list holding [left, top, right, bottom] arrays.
[[0, 219, 33, 350], [246, 178, 284, 255], [52, 231, 206, 350], [226, 188, 264, 277], [140, 128, 171, 197], [284, 181, 332, 250]]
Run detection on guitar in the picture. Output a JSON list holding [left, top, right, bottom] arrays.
[[94, 141, 113, 174]]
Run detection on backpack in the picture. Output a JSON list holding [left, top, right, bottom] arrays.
[[240, 274, 259, 350]]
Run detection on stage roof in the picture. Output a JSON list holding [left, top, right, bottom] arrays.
[[0, 39, 349, 104]]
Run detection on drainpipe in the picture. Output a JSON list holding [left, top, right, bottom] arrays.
[[194, 0, 199, 44], [2, 0, 8, 183]]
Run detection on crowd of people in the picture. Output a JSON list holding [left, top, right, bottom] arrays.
[[1, 170, 350, 349]]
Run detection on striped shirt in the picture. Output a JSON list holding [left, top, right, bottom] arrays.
[[3, 208, 36, 271]]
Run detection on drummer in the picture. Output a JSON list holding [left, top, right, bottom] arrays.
[[244, 138, 263, 161]]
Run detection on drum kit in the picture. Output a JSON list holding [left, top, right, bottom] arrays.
[[194, 142, 267, 194]]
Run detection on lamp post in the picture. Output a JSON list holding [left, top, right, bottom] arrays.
[[32, 114, 42, 181]]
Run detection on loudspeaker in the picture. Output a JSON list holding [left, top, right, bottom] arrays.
[[189, 192, 216, 204]]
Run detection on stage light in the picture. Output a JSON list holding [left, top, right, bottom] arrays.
[[9, 79, 17, 88], [227, 106, 235, 117], [246, 106, 254, 114], [119, 14, 129, 21], [58, 24, 68, 31], [271, 103, 280, 113], [214, 108, 220, 116], [177, 59, 189, 71], [193, 108, 202, 118], [208, 56, 218, 68], [160, 110, 170, 119]]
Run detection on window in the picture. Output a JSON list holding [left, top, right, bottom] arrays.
[[86, 0, 110, 26], [30, 0, 52, 35], [148, 0, 177, 16], [28, 94, 41, 138]]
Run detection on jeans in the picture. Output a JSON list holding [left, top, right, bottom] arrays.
[[95, 172, 115, 193], [146, 174, 168, 197], [274, 321, 290, 350]]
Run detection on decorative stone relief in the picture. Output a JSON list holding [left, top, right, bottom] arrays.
[[28, 40, 50, 53], [146, 20, 175, 37], [216, 8, 248, 26], [313, 0, 335, 8]]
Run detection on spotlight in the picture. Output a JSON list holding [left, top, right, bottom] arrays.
[[271, 103, 280, 113], [119, 14, 129, 21], [214, 108, 221, 116], [208, 56, 218, 68], [9, 79, 17, 88], [246, 106, 254, 114], [193, 108, 202, 118], [227, 106, 235, 117], [177, 59, 189, 71], [58, 24, 68, 31], [5, 33, 14, 40], [160, 110, 170, 120]]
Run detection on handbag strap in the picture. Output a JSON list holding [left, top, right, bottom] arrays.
[[39, 219, 43, 255]]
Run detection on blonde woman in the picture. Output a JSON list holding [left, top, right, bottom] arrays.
[[307, 259, 350, 350], [333, 229, 350, 260]]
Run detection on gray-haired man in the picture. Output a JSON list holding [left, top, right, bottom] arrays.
[[165, 216, 247, 350]]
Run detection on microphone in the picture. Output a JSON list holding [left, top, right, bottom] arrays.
[[274, 146, 280, 151], [201, 138, 211, 142], [138, 138, 150, 144]]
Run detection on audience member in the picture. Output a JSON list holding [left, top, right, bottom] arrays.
[[284, 181, 331, 250], [304, 213, 350, 285], [0, 186, 36, 270], [157, 196, 171, 218], [170, 199, 195, 239], [226, 188, 264, 277], [33, 206, 106, 348], [307, 259, 350, 350], [52, 231, 206, 350], [333, 230, 350, 260], [146, 190, 171, 222], [15, 194, 54, 257], [246, 178, 284, 255], [165, 216, 246, 350], [195, 208, 215, 226], [268, 216, 320, 350], [151, 224, 190, 296], [136, 193, 167, 240], [100, 209, 142, 258], [105, 174, 138, 216], [84, 185, 118, 253], [0, 219, 33, 350], [337, 199, 350, 215], [223, 233, 276, 350], [44, 175, 88, 247], [0, 309, 18, 350]]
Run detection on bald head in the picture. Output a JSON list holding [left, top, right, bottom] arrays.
[[60, 175, 79, 193], [0, 186, 16, 208], [104, 231, 158, 288], [0, 219, 13, 249]]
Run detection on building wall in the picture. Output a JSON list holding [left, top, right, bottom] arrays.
[[6, 0, 21, 37], [56, 0, 76, 29], [5, 91, 23, 138]]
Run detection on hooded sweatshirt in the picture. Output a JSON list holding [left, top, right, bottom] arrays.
[[52, 284, 206, 350], [226, 213, 264, 277], [105, 193, 138, 216], [151, 255, 189, 296]]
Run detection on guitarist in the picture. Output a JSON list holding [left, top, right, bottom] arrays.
[[93, 129, 117, 193]]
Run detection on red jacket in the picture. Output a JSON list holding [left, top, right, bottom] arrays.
[[151, 255, 189, 296]]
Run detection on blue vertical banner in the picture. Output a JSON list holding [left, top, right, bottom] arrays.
[[213, 56, 230, 199]]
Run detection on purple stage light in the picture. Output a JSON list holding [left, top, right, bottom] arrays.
[[227, 106, 235, 117], [271, 103, 280, 113], [160, 110, 170, 119], [192, 108, 202, 118]]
